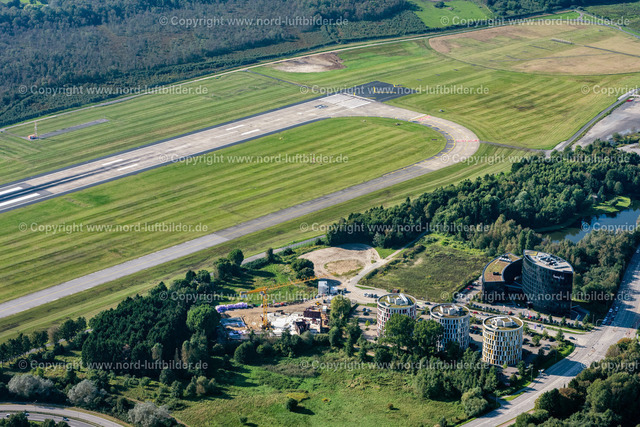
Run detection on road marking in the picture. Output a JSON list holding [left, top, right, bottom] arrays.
[[226, 124, 245, 131], [241, 129, 260, 136], [0, 192, 40, 207], [102, 158, 124, 166], [0, 186, 23, 196], [117, 163, 139, 171]]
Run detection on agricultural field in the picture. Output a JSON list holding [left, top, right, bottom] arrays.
[[408, 0, 492, 28], [258, 22, 640, 148], [0, 72, 315, 182], [0, 144, 521, 341], [360, 236, 490, 301], [0, 117, 445, 303]]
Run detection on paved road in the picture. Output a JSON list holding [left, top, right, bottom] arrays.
[[0, 95, 479, 318], [468, 247, 640, 426], [0, 403, 123, 427]]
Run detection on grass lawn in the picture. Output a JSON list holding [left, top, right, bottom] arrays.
[[0, 72, 315, 182], [594, 195, 632, 213], [0, 144, 521, 342], [409, 0, 492, 28], [171, 355, 466, 426], [361, 236, 490, 302], [0, 117, 445, 303], [257, 25, 640, 149]]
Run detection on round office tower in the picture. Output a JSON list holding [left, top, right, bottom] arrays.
[[482, 315, 523, 366]]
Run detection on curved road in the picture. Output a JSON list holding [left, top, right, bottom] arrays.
[[0, 403, 123, 427], [0, 93, 479, 318], [468, 247, 640, 426]]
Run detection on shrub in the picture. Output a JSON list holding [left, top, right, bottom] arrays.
[[285, 397, 298, 412]]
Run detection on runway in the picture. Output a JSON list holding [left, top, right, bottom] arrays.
[[0, 91, 471, 213], [0, 92, 480, 318]]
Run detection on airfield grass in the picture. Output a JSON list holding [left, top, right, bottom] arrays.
[[0, 117, 445, 303], [0, 72, 314, 182], [430, 22, 640, 75], [361, 236, 490, 302], [258, 24, 640, 148], [409, 0, 492, 28], [0, 144, 522, 341]]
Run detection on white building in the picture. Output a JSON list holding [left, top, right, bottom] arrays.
[[430, 303, 470, 351], [482, 315, 523, 366], [376, 293, 417, 337]]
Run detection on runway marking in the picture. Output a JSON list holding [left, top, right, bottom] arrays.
[[241, 129, 260, 136], [0, 192, 40, 207], [102, 158, 124, 166], [0, 186, 23, 196], [226, 124, 245, 131], [117, 163, 139, 171]]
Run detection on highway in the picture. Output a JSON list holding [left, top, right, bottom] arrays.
[[468, 247, 640, 426], [0, 403, 123, 427], [0, 93, 480, 318]]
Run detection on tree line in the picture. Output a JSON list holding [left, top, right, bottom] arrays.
[[327, 143, 640, 307], [0, 0, 424, 125]]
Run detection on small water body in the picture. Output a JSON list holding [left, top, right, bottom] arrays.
[[547, 202, 640, 243]]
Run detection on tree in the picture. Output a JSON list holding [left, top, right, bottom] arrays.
[[68, 379, 101, 408], [517, 360, 526, 377], [290, 258, 315, 279], [382, 314, 415, 353], [374, 346, 392, 366], [328, 327, 342, 348], [8, 374, 55, 399], [59, 318, 79, 342], [532, 335, 541, 346], [555, 329, 565, 342], [535, 388, 564, 418], [214, 258, 234, 280], [195, 270, 211, 284], [285, 397, 297, 412], [128, 401, 175, 427], [234, 342, 256, 364], [159, 369, 175, 385], [461, 387, 488, 417], [413, 320, 443, 357], [266, 248, 276, 263], [228, 249, 244, 267], [186, 305, 220, 338], [329, 297, 351, 327], [29, 330, 48, 351]]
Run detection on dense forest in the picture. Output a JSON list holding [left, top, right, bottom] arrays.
[[519, 338, 640, 427], [0, 0, 426, 125], [327, 143, 640, 304]]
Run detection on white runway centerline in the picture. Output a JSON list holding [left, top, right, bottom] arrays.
[[0, 186, 23, 196], [117, 163, 139, 171], [226, 124, 245, 131], [102, 158, 124, 166], [241, 129, 260, 136], [0, 192, 40, 207]]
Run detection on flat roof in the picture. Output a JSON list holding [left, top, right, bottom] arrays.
[[524, 250, 573, 273], [431, 303, 469, 318], [483, 253, 521, 283], [378, 293, 416, 308], [483, 315, 523, 331]]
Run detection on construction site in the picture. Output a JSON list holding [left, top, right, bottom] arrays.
[[219, 277, 333, 339]]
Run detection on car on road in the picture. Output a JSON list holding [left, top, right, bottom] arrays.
[[63, 417, 69, 422]]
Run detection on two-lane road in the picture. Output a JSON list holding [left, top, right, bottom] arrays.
[[468, 248, 640, 426]]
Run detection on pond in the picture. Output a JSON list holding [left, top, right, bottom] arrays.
[[547, 202, 640, 243]]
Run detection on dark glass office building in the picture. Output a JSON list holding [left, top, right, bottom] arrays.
[[522, 250, 574, 315]]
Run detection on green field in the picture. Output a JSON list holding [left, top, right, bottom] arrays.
[[0, 72, 314, 182], [361, 236, 490, 301], [258, 26, 640, 149], [409, 0, 492, 28], [0, 144, 522, 342], [0, 117, 445, 303], [172, 357, 465, 426]]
